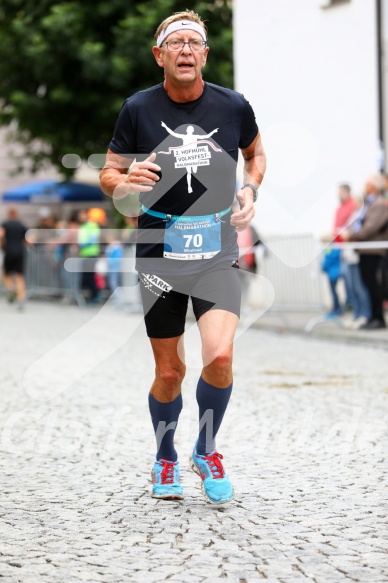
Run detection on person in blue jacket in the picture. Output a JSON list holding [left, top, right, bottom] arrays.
[[322, 247, 342, 317]]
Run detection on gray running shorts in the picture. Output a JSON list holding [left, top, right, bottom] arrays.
[[139, 261, 241, 338]]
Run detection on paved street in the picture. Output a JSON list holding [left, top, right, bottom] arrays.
[[0, 298, 387, 583]]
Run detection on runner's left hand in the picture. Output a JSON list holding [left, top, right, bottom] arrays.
[[230, 188, 255, 231]]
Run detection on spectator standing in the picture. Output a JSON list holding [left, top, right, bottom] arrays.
[[236, 220, 264, 316], [381, 176, 388, 309], [121, 216, 142, 310], [35, 207, 57, 233], [47, 211, 80, 303], [333, 183, 356, 310], [105, 237, 124, 304], [78, 208, 103, 304], [0, 207, 27, 310], [334, 184, 357, 236], [341, 196, 371, 329], [321, 246, 342, 317], [342, 174, 388, 329]]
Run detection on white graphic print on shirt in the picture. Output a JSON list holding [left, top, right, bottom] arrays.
[[158, 122, 222, 193]]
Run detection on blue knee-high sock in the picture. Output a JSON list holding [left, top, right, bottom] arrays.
[[148, 393, 183, 462], [196, 376, 233, 456]]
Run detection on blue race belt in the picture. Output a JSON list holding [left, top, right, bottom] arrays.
[[141, 205, 231, 222], [141, 205, 232, 261]]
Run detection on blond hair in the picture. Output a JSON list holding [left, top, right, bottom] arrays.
[[154, 11, 207, 41]]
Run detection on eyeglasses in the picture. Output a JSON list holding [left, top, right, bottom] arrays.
[[162, 40, 207, 52]]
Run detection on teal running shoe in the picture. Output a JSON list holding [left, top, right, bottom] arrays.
[[151, 459, 184, 500], [190, 446, 234, 504]]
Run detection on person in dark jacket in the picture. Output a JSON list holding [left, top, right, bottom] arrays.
[[342, 174, 388, 329]]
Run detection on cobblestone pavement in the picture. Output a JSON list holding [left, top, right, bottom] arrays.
[[0, 298, 387, 583]]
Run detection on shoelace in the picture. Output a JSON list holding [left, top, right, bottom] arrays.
[[204, 452, 225, 479], [159, 460, 176, 484]]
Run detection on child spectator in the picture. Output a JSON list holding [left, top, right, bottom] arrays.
[[321, 246, 342, 317]]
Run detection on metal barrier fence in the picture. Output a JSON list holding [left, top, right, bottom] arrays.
[[259, 238, 388, 312], [259, 234, 325, 311], [23, 244, 141, 307], [0, 235, 326, 310], [6, 235, 385, 312], [25, 245, 84, 304]]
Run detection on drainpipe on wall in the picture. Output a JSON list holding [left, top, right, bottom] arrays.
[[376, 0, 385, 173]]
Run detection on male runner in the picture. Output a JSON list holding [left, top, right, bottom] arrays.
[[100, 10, 266, 504]]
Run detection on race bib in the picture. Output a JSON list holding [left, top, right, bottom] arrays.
[[164, 216, 221, 260]]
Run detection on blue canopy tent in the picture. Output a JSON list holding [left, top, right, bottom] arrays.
[[2, 180, 105, 203]]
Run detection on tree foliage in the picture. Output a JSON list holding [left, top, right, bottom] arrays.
[[0, 0, 233, 177]]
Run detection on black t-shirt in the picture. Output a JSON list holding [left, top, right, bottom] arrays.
[[109, 82, 258, 275], [1, 220, 27, 256]]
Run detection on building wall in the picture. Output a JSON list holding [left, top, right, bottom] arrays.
[[0, 127, 60, 195], [234, 0, 379, 237], [0, 127, 62, 225], [0, 128, 102, 227], [382, 0, 388, 161]]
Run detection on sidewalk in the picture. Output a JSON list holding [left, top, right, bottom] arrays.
[[252, 308, 388, 348], [0, 298, 387, 582]]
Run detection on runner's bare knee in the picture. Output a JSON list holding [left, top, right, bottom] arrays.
[[156, 364, 186, 395]]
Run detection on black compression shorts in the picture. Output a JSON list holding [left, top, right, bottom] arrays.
[[139, 261, 241, 338], [3, 253, 24, 275]]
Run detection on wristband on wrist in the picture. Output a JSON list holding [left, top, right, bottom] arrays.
[[241, 183, 258, 202]]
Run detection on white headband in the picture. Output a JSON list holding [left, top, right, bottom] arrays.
[[156, 20, 207, 47]]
